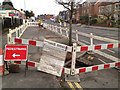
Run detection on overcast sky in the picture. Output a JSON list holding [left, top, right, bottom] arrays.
[[1, 0, 86, 16]]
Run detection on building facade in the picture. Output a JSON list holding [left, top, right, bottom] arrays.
[[98, 1, 120, 21]]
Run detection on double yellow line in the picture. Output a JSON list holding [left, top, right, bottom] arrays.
[[67, 82, 83, 90]]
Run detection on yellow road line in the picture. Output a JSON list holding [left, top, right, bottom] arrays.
[[74, 82, 83, 90], [67, 82, 75, 90]]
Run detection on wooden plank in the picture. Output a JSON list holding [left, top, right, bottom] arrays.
[[37, 42, 67, 77]]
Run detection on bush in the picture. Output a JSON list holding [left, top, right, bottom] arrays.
[[91, 14, 97, 19], [90, 19, 97, 24], [97, 18, 103, 24], [79, 15, 89, 24]]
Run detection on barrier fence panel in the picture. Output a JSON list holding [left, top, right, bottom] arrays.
[[6, 22, 120, 76]]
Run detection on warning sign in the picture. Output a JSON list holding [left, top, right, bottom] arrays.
[[5, 45, 28, 61]]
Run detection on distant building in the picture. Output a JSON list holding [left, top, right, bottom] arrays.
[[39, 14, 53, 19], [98, 1, 120, 21], [0, 0, 25, 19]]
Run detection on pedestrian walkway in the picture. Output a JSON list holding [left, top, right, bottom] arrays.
[[2, 27, 69, 88], [21, 27, 69, 62]]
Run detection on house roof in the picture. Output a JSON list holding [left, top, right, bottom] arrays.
[[0, 4, 16, 10], [99, 2, 115, 7], [85, 0, 99, 5]]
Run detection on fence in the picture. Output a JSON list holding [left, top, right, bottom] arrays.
[[2, 17, 23, 29], [6, 22, 120, 76], [43, 23, 120, 75]]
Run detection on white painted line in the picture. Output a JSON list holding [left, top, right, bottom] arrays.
[[80, 40, 90, 44], [95, 50, 120, 62], [106, 49, 115, 53], [98, 58, 106, 64]]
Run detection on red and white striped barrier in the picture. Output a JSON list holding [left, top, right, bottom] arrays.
[[12, 37, 44, 47], [11, 37, 72, 52], [0, 48, 3, 76], [14, 61, 39, 68], [11, 37, 120, 53], [13, 60, 120, 75], [75, 61, 120, 74], [77, 43, 120, 52], [62, 61, 120, 74]]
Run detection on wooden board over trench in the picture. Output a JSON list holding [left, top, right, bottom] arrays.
[[37, 42, 67, 77]]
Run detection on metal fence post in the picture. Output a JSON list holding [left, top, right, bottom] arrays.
[[76, 30, 78, 42], [66, 28, 69, 38], [60, 27, 62, 35], [71, 43, 77, 75], [56, 26, 58, 32], [90, 33, 93, 46], [7, 33, 12, 44]]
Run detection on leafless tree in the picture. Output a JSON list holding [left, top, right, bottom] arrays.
[[102, 6, 115, 20], [55, 0, 82, 45]]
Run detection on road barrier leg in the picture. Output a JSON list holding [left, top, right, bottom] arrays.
[[60, 28, 62, 35], [66, 30, 69, 38], [56, 26, 58, 32], [7, 33, 12, 44], [76, 30, 78, 42], [71, 43, 77, 75], [88, 33, 94, 54], [16, 27, 18, 38], [90, 33, 93, 46]]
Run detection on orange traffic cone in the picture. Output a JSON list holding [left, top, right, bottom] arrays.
[[0, 48, 3, 76]]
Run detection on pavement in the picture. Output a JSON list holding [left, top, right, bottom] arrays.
[[1, 25, 120, 89], [2, 27, 69, 89], [77, 24, 119, 32]]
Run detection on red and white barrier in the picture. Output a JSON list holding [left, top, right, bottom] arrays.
[[13, 60, 120, 75], [14, 61, 39, 68], [77, 43, 120, 52], [62, 61, 120, 74], [11, 37, 72, 52], [75, 61, 120, 74], [0, 48, 3, 76], [12, 38, 120, 53], [12, 37, 44, 47]]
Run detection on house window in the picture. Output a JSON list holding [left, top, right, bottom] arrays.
[[99, 8, 101, 13], [114, 14, 118, 20], [115, 4, 118, 9]]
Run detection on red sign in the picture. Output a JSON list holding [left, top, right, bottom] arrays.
[[5, 45, 28, 61]]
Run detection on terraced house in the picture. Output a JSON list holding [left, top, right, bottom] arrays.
[[98, 0, 120, 21]]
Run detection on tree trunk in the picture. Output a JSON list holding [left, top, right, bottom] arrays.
[[69, 2, 73, 46], [69, 17, 72, 46]]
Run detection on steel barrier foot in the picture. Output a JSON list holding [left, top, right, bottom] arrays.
[[65, 74, 80, 82]]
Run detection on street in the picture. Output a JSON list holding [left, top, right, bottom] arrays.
[[1, 0, 120, 89], [2, 23, 119, 89], [45, 20, 120, 63]]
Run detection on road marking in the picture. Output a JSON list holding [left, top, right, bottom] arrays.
[[98, 58, 106, 64], [74, 82, 83, 90], [67, 82, 75, 89], [88, 56, 94, 60], [80, 40, 90, 44], [95, 50, 120, 62], [106, 49, 115, 53]]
